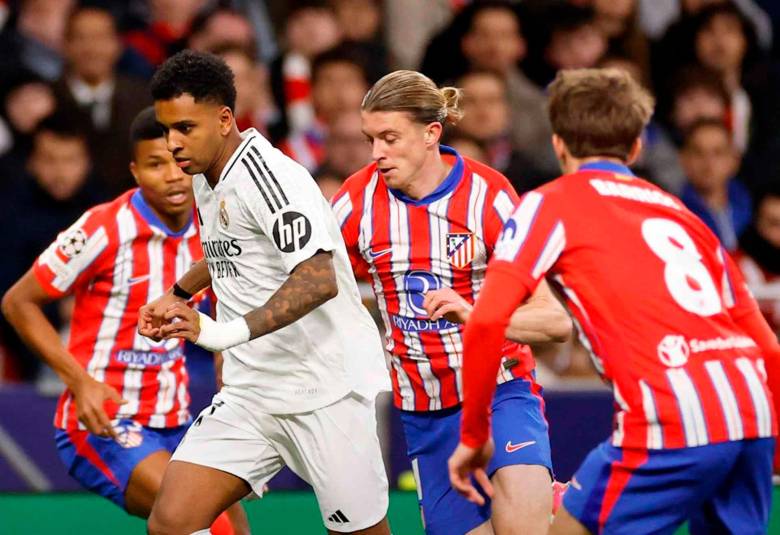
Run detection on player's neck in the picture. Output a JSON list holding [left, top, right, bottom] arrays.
[[204, 127, 244, 187], [399, 150, 451, 200], [564, 155, 629, 175], [157, 209, 190, 233]]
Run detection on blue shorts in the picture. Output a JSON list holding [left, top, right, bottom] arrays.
[[563, 437, 775, 535], [400, 377, 552, 535], [55, 419, 189, 510]]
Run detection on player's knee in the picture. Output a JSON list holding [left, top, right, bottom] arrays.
[[147, 506, 184, 535]]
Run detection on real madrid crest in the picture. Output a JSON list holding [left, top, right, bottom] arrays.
[[219, 199, 230, 229]]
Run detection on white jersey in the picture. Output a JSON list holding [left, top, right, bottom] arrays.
[[193, 129, 390, 414]]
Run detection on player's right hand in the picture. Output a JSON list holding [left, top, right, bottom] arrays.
[[423, 288, 473, 323], [138, 292, 186, 341], [71, 375, 127, 439]]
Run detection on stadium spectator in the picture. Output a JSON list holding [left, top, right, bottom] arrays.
[[384, 0, 455, 70], [0, 77, 55, 160], [665, 66, 731, 144], [186, 6, 256, 55], [268, 0, 342, 141], [734, 183, 780, 334], [53, 5, 149, 197], [212, 43, 277, 137], [0, 112, 104, 380], [313, 166, 345, 201], [680, 118, 751, 250], [592, 0, 651, 85], [280, 42, 371, 172], [691, 3, 760, 153], [527, 3, 607, 86], [454, 2, 559, 178], [330, 0, 389, 77], [443, 132, 489, 164], [321, 110, 371, 179], [123, 0, 205, 75], [0, 0, 73, 82], [454, 69, 554, 193], [597, 54, 685, 193]]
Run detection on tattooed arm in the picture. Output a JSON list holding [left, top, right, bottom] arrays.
[[159, 251, 338, 348], [244, 250, 337, 338]]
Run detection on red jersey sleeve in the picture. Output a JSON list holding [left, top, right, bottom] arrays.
[[461, 190, 567, 447], [332, 186, 370, 281], [32, 209, 111, 298]]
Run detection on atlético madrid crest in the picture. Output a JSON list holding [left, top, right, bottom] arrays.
[[446, 233, 475, 269]]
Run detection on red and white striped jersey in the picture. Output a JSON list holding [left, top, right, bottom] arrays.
[[33, 189, 202, 430], [332, 146, 535, 411], [462, 161, 777, 450]]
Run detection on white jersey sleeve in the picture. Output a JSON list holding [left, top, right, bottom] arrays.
[[240, 143, 336, 273]]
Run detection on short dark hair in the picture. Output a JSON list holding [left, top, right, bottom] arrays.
[[33, 111, 88, 142], [150, 50, 237, 111], [129, 107, 165, 155], [311, 42, 373, 86], [682, 117, 731, 148]]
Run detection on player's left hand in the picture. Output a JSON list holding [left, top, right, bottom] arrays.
[[423, 288, 473, 323], [159, 301, 200, 343], [447, 438, 494, 506]]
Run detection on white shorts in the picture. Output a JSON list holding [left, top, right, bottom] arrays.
[[172, 392, 389, 532]]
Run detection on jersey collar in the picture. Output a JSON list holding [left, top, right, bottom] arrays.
[[215, 127, 260, 185], [388, 145, 465, 206], [131, 189, 192, 237], [578, 160, 635, 176]]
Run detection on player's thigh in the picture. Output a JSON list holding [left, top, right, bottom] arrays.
[[149, 397, 281, 533], [148, 460, 251, 534], [125, 449, 171, 518], [488, 378, 553, 534], [689, 437, 774, 535], [400, 406, 492, 535], [54, 421, 174, 515], [490, 464, 552, 535], [549, 505, 591, 535], [280, 393, 389, 533]]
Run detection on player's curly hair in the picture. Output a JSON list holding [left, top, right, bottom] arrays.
[[150, 50, 236, 112]]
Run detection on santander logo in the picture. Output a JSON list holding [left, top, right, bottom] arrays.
[[657, 334, 690, 367]]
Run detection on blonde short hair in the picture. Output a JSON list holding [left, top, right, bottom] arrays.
[[362, 70, 463, 126]]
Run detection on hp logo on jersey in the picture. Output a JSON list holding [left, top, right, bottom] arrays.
[[272, 211, 312, 252], [446, 233, 476, 269]]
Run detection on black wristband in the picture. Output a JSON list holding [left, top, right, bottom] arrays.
[[172, 282, 193, 300]]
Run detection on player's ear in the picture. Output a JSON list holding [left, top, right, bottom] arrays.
[[626, 137, 643, 166], [129, 160, 140, 186], [219, 106, 233, 136], [551, 134, 566, 163], [425, 122, 443, 147]]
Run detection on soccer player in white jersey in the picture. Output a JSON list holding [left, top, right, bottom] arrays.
[[140, 50, 391, 535]]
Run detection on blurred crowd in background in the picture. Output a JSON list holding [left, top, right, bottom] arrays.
[[0, 0, 779, 391]]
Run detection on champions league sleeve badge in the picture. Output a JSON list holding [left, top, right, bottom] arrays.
[[57, 228, 88, 258]]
